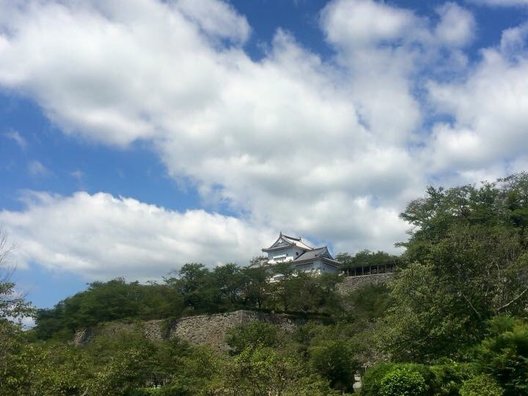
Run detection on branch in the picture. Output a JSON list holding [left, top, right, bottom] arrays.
[[461, 293, 482, 319], [497, 287, 528, 313]]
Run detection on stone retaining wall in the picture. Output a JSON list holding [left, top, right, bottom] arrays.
[[169, 310, 299, 352], [74, 310, 303, 352], [337, 272, 395, 294]]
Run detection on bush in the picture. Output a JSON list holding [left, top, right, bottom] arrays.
[[460, 374, 504, 396], [475, 316, 528, 396], [308, 339, 359, 392], [226, 321, 281, 355], [361, 363, 397, 396], [362, 363, 434, 396], [430, 361, 477, 396], [379, 366, 429, 396]]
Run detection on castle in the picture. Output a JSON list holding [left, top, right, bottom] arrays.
[[260, 233, 340, 277]]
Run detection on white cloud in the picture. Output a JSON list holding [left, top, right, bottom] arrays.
[[500, 23, 528, 59], [468, 0, 528, 6], [0, 191, 273, 280], [426, 34, 528, 175], [434, 2, 475, 47], [0, 0, 420, 256], [321, 0, 417, 48], [70, 170, 84, 181], [27, 161, 51, 177], [0, 0, 527, 279], [3, 130, 27, 149], [176, 0, 250, 44]]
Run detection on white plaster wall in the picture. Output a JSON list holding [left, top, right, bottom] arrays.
[[267, 246, 306, 263]]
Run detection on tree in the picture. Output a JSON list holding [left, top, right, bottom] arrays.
[[0, 229, 33, 322], [240, 265, 269, 309], [337, 250, 401, 276], [268, 269, 342, 314], [35, 278, 185, 340], [474, 316, 528, 396], [220, 346, 338, 395], [381, 174, 528, 361], [165, 263, 217, 313], [380, 262, 474, 362], [309, 339, 359, 392], [0, 229, 36, 395], [226, 321, 281, 355]]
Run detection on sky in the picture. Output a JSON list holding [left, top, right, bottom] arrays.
[[1, 0, 528, 309]]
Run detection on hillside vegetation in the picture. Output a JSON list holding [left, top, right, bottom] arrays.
[[1, 174, 528, 395]]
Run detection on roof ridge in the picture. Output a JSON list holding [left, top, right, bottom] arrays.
[[281, 233, 301, 241]]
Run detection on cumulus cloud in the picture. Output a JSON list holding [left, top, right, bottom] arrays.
[[0, 191, 273, 280], [176, 0, 250, 44], [321, 0, 417, 48], [434, 2, 475, 47], [426, 27, 528, 176], [0, 0, 420, 257], [468, 0, 528, 6], [0, 0, 527, 279], [500, 23, 528, 58]]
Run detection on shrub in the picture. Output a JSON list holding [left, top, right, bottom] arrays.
[[475, 316, 528, 395], [362, 363, 434, 396], [430, 361, 477, 396], [460, 374, 504, 396], [379, 366, 429, 396], [308, 339, 359, 392], [361, 363, 396, 396], [225, 321, 281, 355]]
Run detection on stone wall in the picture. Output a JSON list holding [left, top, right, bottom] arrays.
[[168, 310, 300, 352], [337, 272, 395, 294], [74, 310, 304, 352]]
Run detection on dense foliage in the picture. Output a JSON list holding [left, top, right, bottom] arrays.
[[3, 174, 528, 394], [35, 264, 342, 340], [382, 174, 528, 362]]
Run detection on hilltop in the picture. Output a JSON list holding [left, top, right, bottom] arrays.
[[2, 174, 528, 395]]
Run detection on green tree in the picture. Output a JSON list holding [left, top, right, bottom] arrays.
[[475, 316, 528, 396], [0, 230, 37, 394], [268, 270, 341, 314], [380, 262, 478, 362], [220, 346, 337, 395], [165, 263, 217, 313], [0, 229, 33, 321], [35, 278, 184, 339], [240, 265, 269, 309], [226, 321, 281, 355], [382, 174, 528, 361], [308, 339, 359, 392], [211, 263, 245, 310]]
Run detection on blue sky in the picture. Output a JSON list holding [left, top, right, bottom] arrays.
[[0, 0, 528, 309]]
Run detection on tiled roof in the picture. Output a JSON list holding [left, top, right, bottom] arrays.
[[281, 234, 313, 250], [262, 232, 313, 252], [292, 246, 340, 267], [294, 247, 330, 262]]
